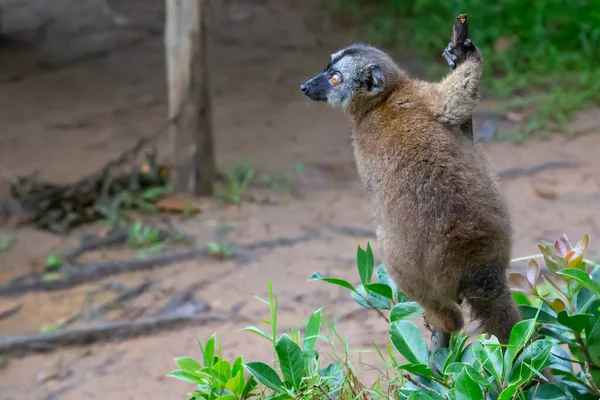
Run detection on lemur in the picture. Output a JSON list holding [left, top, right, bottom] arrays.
[[300, 37, 520, 366]]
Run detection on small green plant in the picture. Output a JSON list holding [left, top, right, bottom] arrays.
[[168, 334, 259, 399], [170, 233, 600, 398], [206, 241, 235, 259], [45, 250, 62, 271], [0, 233, 14, 253], [127, 221, 162, 248], [215, 160, 304, 205], [215, 160, 256, 205]]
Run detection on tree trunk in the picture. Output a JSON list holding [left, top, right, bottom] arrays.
[[164, 0, 216, 195]]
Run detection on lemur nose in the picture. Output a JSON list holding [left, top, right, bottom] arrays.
[[300, 83, 308, 93]]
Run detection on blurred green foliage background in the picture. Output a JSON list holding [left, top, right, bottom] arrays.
[[323, 0, 600, 139]]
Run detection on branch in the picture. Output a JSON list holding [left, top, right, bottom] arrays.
[[0, 231, 332, 296], [0, 311, 231, 357], [59, 280, 153, 329], [403, 374, 447, 398]]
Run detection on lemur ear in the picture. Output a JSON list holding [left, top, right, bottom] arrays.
[[365, 64, 385, 95]]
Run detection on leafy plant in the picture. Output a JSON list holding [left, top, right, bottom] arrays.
[[206, 241, 235, 259], [0, 233, 14, 253], [170, 233, 600, 399], [168, 334, 258, 399], [508, 233, 600, 398], [45, 250, 62, 271], [215, 160, 304, 205], [215, 160, 256, 205]]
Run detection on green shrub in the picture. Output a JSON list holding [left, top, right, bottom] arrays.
[[168, 234, 600, 399], [321, 0, 600, 138]]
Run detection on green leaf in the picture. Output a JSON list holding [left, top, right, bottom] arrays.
[[433, 347, 450, 375], [401, 379, 448, 400], [557, 310, 593, 332], [556, 268, 600, 297], [472, 336, 503, 384], [215, 395, 237, 400], [232, 356, 244, 382], [357, 241, 374, 285], [389, 321, 429, 365], [141, 185, 171, 201], [213, 360, 232, 388], [319, 363, 343, 380], [226, 371, 242, 395], [167, 370, 202, 384], [504, 318, 537, 377], [497, 382, 520, 400], [452, 369, 484, 400], [390, 301, 425, 322], [365, 282, 394, 300], [508, 340, 553, 386], [528, 383, 567, 399], [376, 264, 398, 299], [275, 334, 304, 389], [545, 344, 574, 373], [303, 307, 322, 353], [444, 363, 492, 388], [241, 376, 258, 398], [399, 363, 433, 378], [242, 326, 273, 342], [243, 362, 285, 394], [351, 284, 392, 309], [585, 300, 600, 365], [407, 391, 445, 400], [201, 334, 216, 368], [308, 273, 355, 291], [175, 357, 203, 373], [0, 233, 14, 253], [518, 305, 557, 323], [45, 250, 62, 270]]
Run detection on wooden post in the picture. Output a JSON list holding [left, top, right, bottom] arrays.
[[164, 0, 216, 196]]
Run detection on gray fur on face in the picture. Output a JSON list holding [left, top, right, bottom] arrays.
[[325, 44, 388, 110]]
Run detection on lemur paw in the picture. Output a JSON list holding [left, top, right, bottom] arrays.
[[442, 42, 458, 69], [442, 38, 476, 69]]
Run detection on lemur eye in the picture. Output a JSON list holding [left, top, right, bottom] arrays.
[[329, 73, 342, 85]]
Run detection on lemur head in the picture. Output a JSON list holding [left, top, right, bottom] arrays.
[[300, 44, 402, 114]]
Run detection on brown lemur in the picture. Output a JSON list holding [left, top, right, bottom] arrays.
[[300, 36, 521, 365]]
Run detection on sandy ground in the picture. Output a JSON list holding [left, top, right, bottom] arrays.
[[0, 0, 600, 399]]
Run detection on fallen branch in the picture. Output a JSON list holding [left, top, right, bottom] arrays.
[[0, 231, 332, 296], [498, 161, 576, 180], [0, 301, 22, 320], [331, 224, 376, 238], [1, 119, 175, 233], [0, 249, 205, 296], [59, 280, 153, 329], [64, 226, 195, 262], [0, 311, 230, 357]]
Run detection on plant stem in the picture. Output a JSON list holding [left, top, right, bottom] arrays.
[[359, 293, 390, 324], [585, 362, 600, 396], [315, 384, 334, 400], [403, 375, 447, 398], [575, 332, 598, 368]]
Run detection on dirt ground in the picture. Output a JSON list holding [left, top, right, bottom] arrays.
[[1, 1, 600, 399]]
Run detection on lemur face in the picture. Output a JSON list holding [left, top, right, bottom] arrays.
[[300, 44, 385, 111]]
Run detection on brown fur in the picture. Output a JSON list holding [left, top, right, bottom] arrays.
[[348, 46, 521, 343]]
